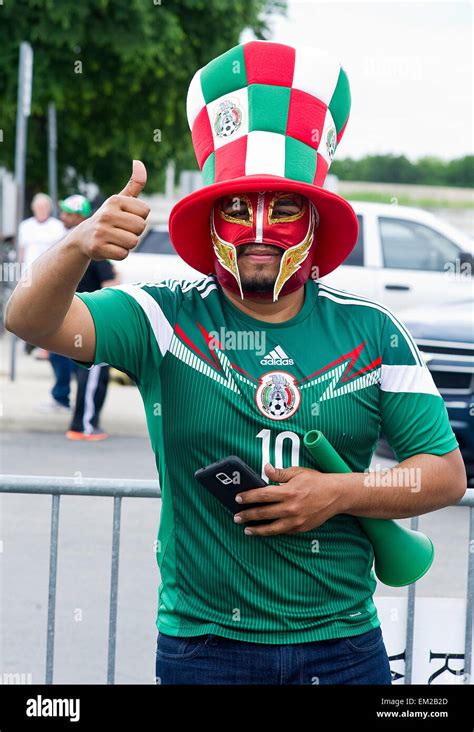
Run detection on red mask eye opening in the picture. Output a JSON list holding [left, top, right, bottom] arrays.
[[218, 195, 253, 226]]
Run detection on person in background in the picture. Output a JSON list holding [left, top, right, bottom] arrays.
[[38, 194, 120, 436], [60, 195, 120, 441], [19, 193, 66, 360], [37, 194, 92, 413], [19, 193, 66, 271]]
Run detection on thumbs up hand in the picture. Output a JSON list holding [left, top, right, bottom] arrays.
[[73, 160, 151, 261], [118, 159, 148, 198]]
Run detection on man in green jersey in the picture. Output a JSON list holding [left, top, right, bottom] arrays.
[[6, 42, 466, 685]]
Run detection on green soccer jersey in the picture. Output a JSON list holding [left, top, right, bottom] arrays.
[[75, 275, 458, 643]]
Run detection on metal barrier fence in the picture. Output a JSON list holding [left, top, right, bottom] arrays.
[[0, 475, 161, 684], [0, 475, 473, 685]]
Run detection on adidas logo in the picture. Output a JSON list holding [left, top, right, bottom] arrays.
[[260, 345, 294, 366]]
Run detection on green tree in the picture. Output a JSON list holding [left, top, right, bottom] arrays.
[[416, 156, 446, 186], [445, 156, 474, 187], [0, 0, 286, 199], [332, 154, 473, 187]]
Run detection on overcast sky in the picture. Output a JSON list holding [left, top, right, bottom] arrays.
[[244, 1, 473, 161]]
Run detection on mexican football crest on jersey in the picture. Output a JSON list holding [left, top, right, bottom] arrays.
[[255, 371, 301, 421]]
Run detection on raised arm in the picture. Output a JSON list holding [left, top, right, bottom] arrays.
[[5, 161, 150, 363]]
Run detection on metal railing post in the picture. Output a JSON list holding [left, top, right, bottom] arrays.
[[107, 496, 122, 684], [404, 515, 418, 685], [45, 493, 60, 684]]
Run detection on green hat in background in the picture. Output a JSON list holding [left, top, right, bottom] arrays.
[[59, 194, 91, 217]]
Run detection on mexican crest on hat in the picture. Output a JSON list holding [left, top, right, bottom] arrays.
[[169, 40, 358, 282]]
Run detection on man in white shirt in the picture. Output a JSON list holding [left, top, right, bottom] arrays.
[[19, 193, 66, 270]]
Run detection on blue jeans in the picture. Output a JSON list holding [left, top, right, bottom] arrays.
[[155, 626, 392, 685], [49, 352, 75, 407]]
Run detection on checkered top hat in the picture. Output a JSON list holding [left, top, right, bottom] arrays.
[[169, 40, 358, 277]]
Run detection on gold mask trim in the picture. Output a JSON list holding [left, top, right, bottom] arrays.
[[218, 194, 254, 227], [268, 193, 306, 224], [272, 204, 315, 301], [210, 210, 244, 299]]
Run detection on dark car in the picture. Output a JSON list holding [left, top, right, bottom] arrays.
[[377, 299, 474, 480]]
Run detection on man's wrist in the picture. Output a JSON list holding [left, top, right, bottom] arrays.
[[61, 228, 91, 264], [326, 471, 368, 516]]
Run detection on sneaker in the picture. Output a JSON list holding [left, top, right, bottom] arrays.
[[37, 399, 70, 413], [66, 429, 109, 442]]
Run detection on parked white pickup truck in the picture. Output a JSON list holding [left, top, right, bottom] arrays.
[[114, 201, 473, 315]]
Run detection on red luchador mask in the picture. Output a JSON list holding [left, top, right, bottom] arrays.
[[210, 191, 318, 301]]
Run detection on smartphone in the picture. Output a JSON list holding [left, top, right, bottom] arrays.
[[194, 456, 272, 526]]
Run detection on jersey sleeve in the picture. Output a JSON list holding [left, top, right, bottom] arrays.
[[378, 310, 459, 462], [73, 282, 182, 384]]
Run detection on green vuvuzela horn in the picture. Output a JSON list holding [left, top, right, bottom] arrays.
[[303, 430, 434, 587]]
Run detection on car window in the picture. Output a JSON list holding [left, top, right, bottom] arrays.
[[379, 217, 461, 271], [136, 229, 175, 255], [344, 215, 364, 266]]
